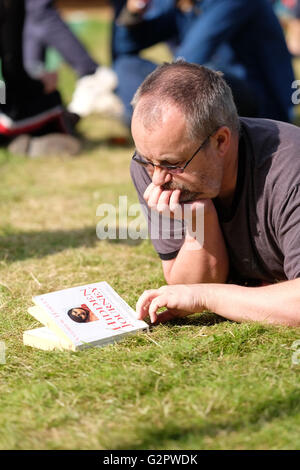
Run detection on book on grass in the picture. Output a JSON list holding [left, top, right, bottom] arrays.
[[23, 281, 148, 351]]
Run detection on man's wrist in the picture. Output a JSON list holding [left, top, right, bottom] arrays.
[[189, 283, 214, 313], [184, 206, 216, 247], [199, 283, 223, 314]]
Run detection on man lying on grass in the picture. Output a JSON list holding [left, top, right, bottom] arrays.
[[130, 61, 300, 327]]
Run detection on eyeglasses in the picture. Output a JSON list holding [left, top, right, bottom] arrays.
[[132, 129, 217, 175]]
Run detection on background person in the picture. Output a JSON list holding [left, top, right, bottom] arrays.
[[23, 0, 123, 118], [0, 0, 81, 155], [111, 0, 295, 126], [278, 0, 300, 55]]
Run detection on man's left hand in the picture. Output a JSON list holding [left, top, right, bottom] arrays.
[[136, 284, 206, 323]]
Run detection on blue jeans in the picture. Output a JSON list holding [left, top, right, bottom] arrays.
[[111, 0, 294, 124]]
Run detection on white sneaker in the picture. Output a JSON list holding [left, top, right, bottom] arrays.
[[91, 91, 125, 118], [68, 66, 122, 117], [69, 89, 124, 118]]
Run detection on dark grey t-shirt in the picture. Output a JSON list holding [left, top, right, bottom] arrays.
[[130, 117, 300, 283]]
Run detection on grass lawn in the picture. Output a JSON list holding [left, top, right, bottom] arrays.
[[0, 15, 300, 451]]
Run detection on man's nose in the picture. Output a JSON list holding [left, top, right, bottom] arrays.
[[151, 166, 171, 186]]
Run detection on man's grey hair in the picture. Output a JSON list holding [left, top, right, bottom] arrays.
[[131, 60, 240, 140]]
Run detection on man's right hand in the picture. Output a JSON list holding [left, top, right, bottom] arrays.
[[143, 181, 217, 221], [143, 182, 180, 213], [143, 180, 228, 284]]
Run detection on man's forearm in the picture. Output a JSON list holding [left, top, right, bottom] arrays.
[[201, 278, 300, 326], [166, 210, 229, 285]]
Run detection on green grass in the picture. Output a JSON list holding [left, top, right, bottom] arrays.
[[0, 16, 300, 451]]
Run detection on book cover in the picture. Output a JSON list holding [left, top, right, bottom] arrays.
[[26, 281, 148, 351]]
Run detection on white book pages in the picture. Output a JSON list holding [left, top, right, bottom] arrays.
[[23, 326, 72, 351]]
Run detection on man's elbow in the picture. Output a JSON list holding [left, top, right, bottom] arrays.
[[164, 268, 175, 285], [164, 267, 229, 285], [162, 258, 176, 285], [162, 255, 229, 285], [165, 272, 174, 285]]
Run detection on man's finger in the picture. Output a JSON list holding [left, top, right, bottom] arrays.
[[136, 289, 160, 319], [156, 190, 173, 212], [147, 185, 163, 208], [143, 183, 156, 202], [169, 189, 181, 213], [152, 309, 178, 324], [148, 294, 169, 323]]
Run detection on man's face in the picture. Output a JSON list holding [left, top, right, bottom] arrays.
[[131, 103, 224, 202], [71, 308, 89, 322]]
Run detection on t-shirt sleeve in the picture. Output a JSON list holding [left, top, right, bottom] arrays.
[[277, 184, 300, 279], [130, 160, 185, 260]]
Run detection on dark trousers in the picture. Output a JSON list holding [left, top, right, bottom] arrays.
[[0, 0, 43, 105], [0, 0, 63, 135], [23, 0, 98, 78]]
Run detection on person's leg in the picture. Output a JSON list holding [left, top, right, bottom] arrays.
[[0, 0, 79, 143], [0, 0, 41, 102], [23, 0, 120, 119], [24, 0, 98, 78], [220, 70, 259, 118], [172, 7, 260, 118], [174, 2, 294, 121], [114, 55, 157, 125], [110, 1, 178, 124], [197, 42, 260, 118], [23, 0, 47, 77]]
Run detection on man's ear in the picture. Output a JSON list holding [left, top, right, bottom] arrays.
[[215, 127, 231, 154]]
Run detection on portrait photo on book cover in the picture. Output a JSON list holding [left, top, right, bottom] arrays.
[[67, 304, 99, 323]]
